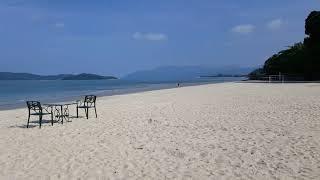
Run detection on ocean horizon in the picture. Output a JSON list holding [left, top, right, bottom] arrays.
[[0, 77, 245, 110]]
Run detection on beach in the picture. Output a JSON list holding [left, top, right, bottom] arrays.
[[0, 82, 319, 179]]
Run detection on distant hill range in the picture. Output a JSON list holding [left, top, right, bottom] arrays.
[[0, 72, 117, 80], [124, 66, 254, 81]]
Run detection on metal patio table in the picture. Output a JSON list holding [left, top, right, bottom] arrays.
[[44, 102, 77, 124]]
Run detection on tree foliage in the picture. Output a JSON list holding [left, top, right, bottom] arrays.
[[249, 11, 320, 80], [264, 43, 306, 75], [305, 11, 320, 39]]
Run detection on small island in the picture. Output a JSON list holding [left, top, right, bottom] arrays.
[[61, 73, 117, 80], [0, 72, 117, 80]]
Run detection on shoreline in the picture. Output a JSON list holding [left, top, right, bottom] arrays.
[[0, 81, 236, 111], [242, 80, 320, 83]]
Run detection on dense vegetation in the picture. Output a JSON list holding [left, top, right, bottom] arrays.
[[249, 11, 320, 80]]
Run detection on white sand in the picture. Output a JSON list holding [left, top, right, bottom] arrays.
[[0, 83, 320, 179]]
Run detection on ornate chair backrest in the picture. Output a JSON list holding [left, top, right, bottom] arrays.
[[26, 101, 42, 113], [84, 95, 96, 107]]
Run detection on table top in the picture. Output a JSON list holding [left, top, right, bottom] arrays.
[[44, 102, 77, 107]]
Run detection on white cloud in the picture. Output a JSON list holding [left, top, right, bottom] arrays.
[[231, 24, 255, 34], [267, 19, 283, 30], [133, 32, 168, 41], [55, 22, 64, 28]]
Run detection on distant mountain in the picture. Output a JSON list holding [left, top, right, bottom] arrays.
[[0, 72, 117, 80], [123, 66, 254, 81]]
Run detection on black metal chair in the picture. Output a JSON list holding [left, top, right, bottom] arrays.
[[26, 101, 53, 128], [76, 95, 97, 119]]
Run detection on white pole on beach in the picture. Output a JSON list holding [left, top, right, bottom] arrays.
[[269, 76, 271, 83], [279, 72, 281, 82]]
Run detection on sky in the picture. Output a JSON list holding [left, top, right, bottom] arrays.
[[0, 0, 319, 77]]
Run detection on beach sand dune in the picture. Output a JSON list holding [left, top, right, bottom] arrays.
[[0, 83, 319, 179]]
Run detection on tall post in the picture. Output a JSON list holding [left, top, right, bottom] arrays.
[[279, 72, 281, 82], [269, 76, 271, 83]]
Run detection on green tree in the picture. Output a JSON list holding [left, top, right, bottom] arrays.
[[263, 43, 306, 76], [249, 11, 320, 80], [305, 11, 320, 43], [304, 11, 320, 80]]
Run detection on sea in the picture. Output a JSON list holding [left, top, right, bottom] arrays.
[[0, 77, 245, 110]]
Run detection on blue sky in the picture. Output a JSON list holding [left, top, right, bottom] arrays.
[[0, 0, 319, 76]]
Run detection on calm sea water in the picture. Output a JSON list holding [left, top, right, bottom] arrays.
[[0, 77, 244, 109]]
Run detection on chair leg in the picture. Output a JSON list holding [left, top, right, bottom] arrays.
[[94, 107, 97, 118], [51, 113, 54, 126], [76, 107, 79, 118], [27, 114, 30, 128], [39, 115, 42, 128], [86, 108, 89, 119]]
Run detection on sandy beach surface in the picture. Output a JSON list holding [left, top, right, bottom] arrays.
[[0, 82, 319, 179]]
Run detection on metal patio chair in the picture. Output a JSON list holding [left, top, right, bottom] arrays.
[[76, 95, 97, 119], [26, 101, 53, 128]]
